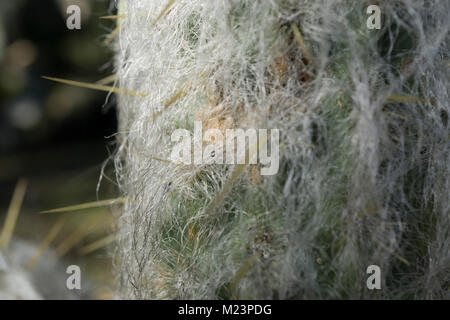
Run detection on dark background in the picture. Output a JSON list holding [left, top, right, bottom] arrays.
[[0, 0, 119, 298]]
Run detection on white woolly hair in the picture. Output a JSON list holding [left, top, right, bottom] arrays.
[[113, 0, 449, 299]]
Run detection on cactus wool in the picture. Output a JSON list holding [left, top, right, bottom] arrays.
[[113, 0, 449, 299]]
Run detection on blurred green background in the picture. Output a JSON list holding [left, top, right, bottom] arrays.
[[0, 0, 119, 299]]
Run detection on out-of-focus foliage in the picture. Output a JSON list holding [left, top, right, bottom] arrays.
[[0, 0, 118, 299]]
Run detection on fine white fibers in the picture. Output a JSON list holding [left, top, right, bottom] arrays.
[[113, 0, 449, 299]]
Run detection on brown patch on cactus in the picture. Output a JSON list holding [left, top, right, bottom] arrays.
[[271, 55, 289, 86], [250, 165, 261, 185], [152, 0, 176, 27], [253, 232, 273, 259], [195, 108, 234, 145], [187, 223, 195, 241]]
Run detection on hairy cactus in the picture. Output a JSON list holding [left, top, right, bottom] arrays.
[[113, 0, 449, 299]]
